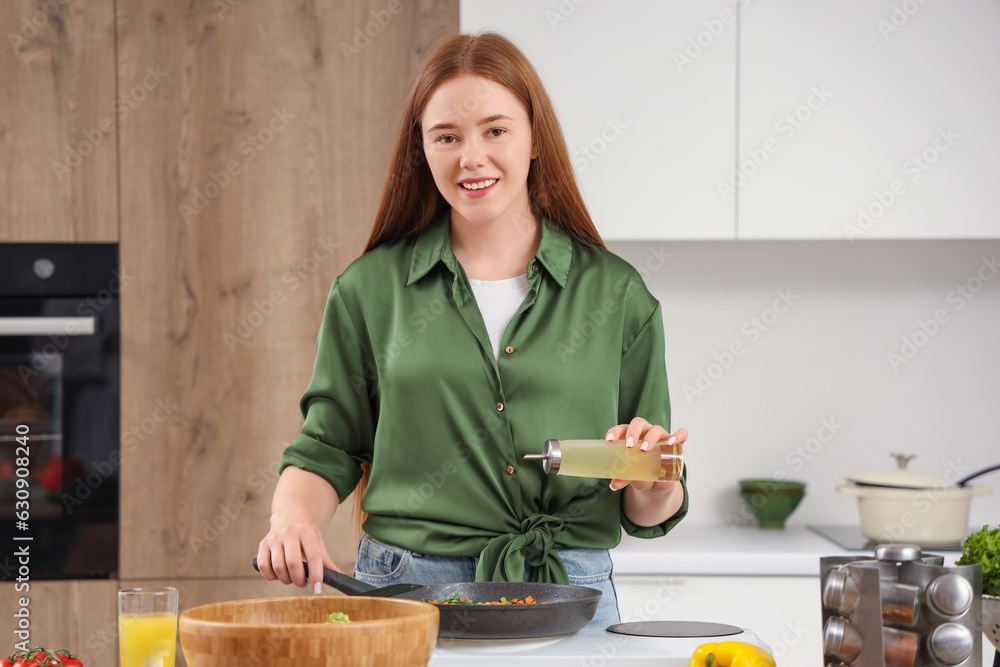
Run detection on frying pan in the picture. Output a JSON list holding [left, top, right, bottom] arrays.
[[251, 559, 601, 639]]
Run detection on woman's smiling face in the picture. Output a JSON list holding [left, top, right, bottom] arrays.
[[421, 75, 536, 229]]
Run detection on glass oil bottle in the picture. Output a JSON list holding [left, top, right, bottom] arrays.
[[523, 438, 684, 481]]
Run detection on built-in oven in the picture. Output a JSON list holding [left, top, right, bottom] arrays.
[[0, 243, 120, 579]]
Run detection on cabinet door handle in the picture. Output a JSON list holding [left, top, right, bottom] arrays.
[[0, 317, 97, 336]]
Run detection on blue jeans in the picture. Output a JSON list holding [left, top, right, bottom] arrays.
[[354, 533, 620, 630]]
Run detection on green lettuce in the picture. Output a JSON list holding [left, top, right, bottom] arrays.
[[956, 525, 1000, 596]]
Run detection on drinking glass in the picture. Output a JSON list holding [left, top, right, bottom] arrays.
[[118, 587, 179, 667]]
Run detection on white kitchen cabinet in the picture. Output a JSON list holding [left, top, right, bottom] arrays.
[[460, 1, 737, 240], [614, 575, 822, 666], [738, 0, 1000, 240], [462, 0, 1000, 241], [615, 574, 996, 666]]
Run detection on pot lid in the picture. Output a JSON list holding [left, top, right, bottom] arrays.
[[847, 454, 951, 489]]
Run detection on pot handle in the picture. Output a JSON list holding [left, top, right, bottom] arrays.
[[956, 463, 1000, 487]]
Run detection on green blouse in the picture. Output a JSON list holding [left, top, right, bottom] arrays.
[[280, 211, 688, 584]]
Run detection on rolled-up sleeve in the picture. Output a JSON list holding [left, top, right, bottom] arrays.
[[279, 277, 376, 503], [617, 284, 689, 538]]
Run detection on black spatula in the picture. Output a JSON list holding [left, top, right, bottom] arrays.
[[251, 558, 425, 597]]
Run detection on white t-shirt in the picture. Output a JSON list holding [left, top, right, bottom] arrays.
[[467, 273, 532, 362]]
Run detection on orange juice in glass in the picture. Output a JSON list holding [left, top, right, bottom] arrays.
[[118, 587, 178, 667]]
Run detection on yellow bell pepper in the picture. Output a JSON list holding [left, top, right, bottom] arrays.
[[689, 641, 776, 667]]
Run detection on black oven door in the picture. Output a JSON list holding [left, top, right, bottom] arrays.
[[1, 245, 120, 580]]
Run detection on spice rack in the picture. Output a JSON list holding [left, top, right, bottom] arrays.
[[821, 544, 983, 667]]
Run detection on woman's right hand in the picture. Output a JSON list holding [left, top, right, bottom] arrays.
[[256, 465, 345, 594], [256, 510, 343, 594]]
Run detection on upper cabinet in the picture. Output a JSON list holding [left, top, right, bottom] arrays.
[[460, 0, 1000, 240], [461, 1, 737, 240], [739, 0, 1000, 240], [0, 1, 118, 242]]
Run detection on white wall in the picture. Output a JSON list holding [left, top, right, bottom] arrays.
[[609, 238, 1000, 529]]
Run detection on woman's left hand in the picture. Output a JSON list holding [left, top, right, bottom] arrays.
[[605, 417, 688, 493]]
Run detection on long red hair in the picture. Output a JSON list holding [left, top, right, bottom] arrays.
[[352, 31, 605, 534]]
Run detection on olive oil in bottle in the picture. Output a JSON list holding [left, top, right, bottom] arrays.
[[523, 438, 684, 482]]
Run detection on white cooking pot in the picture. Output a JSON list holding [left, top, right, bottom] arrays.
[[837, 454, 993, 546]]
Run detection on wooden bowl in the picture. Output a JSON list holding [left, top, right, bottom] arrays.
[[179, 596, 438, 667]]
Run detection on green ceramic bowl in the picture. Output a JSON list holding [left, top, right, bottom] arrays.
[[739, 479, 806, 494], [740, 487, 806, 529]]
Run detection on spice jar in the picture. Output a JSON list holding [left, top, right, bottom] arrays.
[[927, 623, 975, 665], [822, 567, 860, 616], [926, 573, 974, 618], [823, 616, 861, 664], [823, 568, 919, 626], [523, 438, 684, 481], [879, 581, 920, 626], [882, 627, 919, 667]]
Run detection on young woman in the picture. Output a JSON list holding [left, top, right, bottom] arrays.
[[256, 31, 689, 629]]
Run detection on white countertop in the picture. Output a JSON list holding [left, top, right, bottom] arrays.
[[429, 628, 765, 666], [610, 524, 965, 576]]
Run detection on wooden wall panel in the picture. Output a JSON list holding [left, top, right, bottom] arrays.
[[0, 580, 120, 665], [118, 0, 458, 580], [0, 1, 118, 242]]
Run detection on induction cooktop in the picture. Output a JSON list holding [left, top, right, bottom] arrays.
[[808, 525, 963, 551], [429, 627, 764, 666]]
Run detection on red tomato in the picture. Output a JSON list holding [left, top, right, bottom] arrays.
[[7, 650, 34, 667], [48, 649, 82, 667], [13, 649, 42, 667], [4, 647, 82, 667], [38, 457, 87, 492], [35, 650, 73, 667]]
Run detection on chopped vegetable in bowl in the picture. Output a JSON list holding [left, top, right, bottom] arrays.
[[325, 612, 352, 623]]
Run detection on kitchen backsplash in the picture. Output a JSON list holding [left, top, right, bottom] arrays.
[[609, 238, 1000, 530]]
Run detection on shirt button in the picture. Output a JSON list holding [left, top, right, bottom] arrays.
[[496, 402, 504, 412], [506, 465, 515, 474], [532, 264, 539, 273], [504, 346, 514, 354]]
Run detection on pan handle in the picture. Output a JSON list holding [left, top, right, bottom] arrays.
[[250, 558, 377, 596]]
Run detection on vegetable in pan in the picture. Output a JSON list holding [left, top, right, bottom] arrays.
[[422, 593, 544, 605]]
